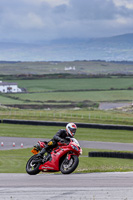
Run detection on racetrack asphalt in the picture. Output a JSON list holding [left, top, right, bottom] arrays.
[[0, 136, 133, 151], [1, 172, 133, 199]]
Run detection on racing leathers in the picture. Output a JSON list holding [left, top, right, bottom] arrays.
[[37, 129, 72, 160]]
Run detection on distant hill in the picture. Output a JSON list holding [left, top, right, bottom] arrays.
[[0, 33, 133, 61]]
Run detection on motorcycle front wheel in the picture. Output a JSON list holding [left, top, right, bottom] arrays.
[[60, 155, 79, 174], [26, 155, 40, 175]]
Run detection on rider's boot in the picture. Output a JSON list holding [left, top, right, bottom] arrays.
[[45, 153, 51, 161], [37, 148, 51, 162], [37, 148, 46, 159]]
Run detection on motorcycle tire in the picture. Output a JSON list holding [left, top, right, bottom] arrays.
[[26, 155, 40, 175], [60, 155, 79, 174]]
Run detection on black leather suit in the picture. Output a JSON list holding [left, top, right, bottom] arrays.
[[39, 129, 72, 157]]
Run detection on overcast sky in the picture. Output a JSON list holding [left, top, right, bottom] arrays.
[[0, 0, 133, 43]]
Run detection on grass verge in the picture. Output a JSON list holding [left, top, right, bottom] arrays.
[[1, 107, 133, 125], [1, 123, 133, 143], [0, 148, 133, 173]]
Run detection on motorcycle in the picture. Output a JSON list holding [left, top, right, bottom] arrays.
[[26, 137, 82, 175]]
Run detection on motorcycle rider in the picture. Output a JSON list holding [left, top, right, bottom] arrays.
[[37, 122, 77, 161]]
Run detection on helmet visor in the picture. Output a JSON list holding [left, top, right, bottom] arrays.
[[70, 128, 76, 136]]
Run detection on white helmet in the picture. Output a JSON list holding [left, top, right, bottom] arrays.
[[66, 123, 77, 137]]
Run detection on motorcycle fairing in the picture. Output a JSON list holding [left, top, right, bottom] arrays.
[[38, 144, 77, 172]]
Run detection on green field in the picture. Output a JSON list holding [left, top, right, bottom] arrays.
[[0, 95, 24, 104], [7, 90, 133, 102], [0, 76, 131, 126], [5, 77, 133, 92], [1, 148, 133, 173], [0, 77, 133, 106]]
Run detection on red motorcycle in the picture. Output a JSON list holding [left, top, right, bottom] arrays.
[[26, 137, 82, 175]]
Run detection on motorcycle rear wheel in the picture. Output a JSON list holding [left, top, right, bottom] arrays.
[[26, 155, 40, 175], [60, 155, 79, 174]]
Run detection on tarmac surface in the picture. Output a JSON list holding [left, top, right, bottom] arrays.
[[99, 102, 131, 110], [1, 172, 133, 199], [1, 136, 133, 151]]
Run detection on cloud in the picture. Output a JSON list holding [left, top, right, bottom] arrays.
[[113, 0, 133, 9], [0, 0, 133, 42], [68, 0, 117, 20]]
